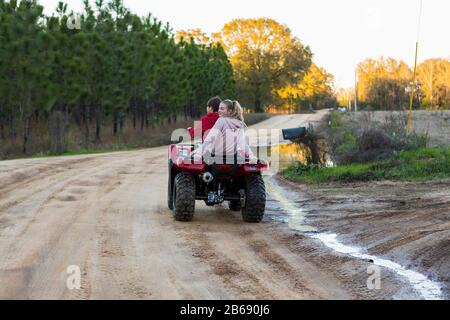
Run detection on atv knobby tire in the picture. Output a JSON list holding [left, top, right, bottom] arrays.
[[241, 174, 266, 222], [172, 172, 195, 221]]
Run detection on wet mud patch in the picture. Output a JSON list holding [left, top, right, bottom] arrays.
[[274, 175, 450, 299]]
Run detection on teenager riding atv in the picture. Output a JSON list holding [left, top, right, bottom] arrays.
[[187, 96, 221, 142], [168, 99, 266, 222], [191, 99, 257, 164]]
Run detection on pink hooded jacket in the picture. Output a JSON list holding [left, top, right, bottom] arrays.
[[192, 117, 256, 163]]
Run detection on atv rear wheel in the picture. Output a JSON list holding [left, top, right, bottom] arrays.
[[241, 174, 266, 223], [172, 172, 196, 221]]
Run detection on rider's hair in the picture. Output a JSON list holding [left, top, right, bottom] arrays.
[[221, 99, 244, 122], [207, 96, 222, 112]]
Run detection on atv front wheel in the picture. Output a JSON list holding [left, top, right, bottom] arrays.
[[241, 174, 266, 223], [172, 172, 196, 221]]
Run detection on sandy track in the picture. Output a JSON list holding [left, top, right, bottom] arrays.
[[0, 110, 433, 299]]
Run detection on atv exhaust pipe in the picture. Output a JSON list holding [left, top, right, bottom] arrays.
[[201, 172, 214, 184]]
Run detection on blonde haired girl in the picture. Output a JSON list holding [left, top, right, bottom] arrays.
[[193, 99, 256, 163]]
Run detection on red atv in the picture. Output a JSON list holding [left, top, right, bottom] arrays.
[[167, 144, 269, 222]]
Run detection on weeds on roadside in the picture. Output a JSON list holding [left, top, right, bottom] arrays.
[[326, 111, 429, 165], [282, 147, 450, 183], [282, 111, 444, 184]]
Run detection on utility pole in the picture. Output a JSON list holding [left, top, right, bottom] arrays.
[[407, 0, 423, 132], [430, 62, 434, 106], [354, 69, 358, 112]]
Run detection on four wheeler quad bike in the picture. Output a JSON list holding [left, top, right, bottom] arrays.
[[167, 144, 269, 222]]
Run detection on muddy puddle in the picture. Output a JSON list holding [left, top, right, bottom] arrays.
[[251, 139, 331, 174]]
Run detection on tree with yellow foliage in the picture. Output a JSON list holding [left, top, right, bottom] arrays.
[[277, 64, 337, 112], [213, 18, 312, 112], [417, 58, 450, 109], [356, 57, 413, 110], [175, 28, 211, 46]]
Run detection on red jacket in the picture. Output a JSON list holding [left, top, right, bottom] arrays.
[[188, 112, 219, 141]]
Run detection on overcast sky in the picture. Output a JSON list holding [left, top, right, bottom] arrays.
[[40, 0, 450, 89]]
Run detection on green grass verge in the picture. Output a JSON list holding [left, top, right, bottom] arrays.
[[282, 147, 450, 184]]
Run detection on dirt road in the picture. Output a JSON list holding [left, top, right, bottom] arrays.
[[0, 110, 444, 299]]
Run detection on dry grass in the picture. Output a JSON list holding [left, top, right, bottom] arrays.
[[350, 110, 450, 147], [0, 117, 195, 160], [326, 111, 432, 165]]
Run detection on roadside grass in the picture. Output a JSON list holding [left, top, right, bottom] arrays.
[[326, 110, 429, 164], [282, 147, 450, 184]]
